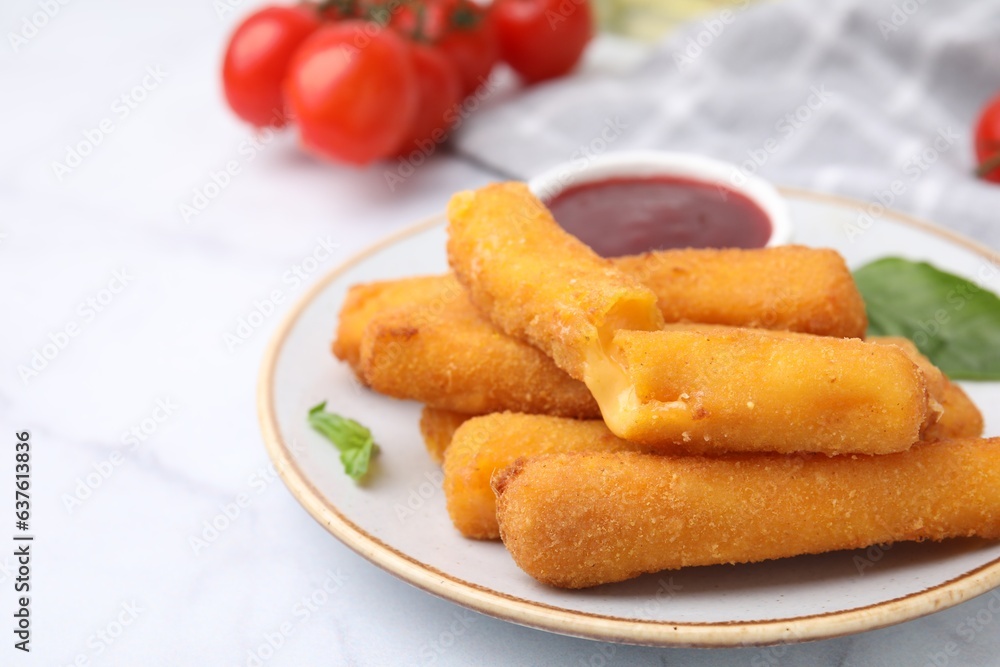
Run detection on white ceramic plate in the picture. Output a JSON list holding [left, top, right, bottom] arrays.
[[258, 188, 1000, 647]]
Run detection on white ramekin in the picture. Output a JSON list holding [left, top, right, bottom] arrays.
[[527, 150, 793, 247]]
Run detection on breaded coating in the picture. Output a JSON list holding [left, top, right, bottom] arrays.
[[442, 407, 976, 541], [335, 245, 866, 372], [927, 382, 986, 441], [336, 245, 868, 418], [614, 246, 867, 338], [871, 337, 983, 441], [332, 275, 464, 371], [493, 441, 1000, 588], [419, 408, 473, 464], [360, 297, 600, 418], [443, 413, 639, 539], [445, 184, 926, 449], [446, 182, 664, 381], [612, 326, 934, 454]]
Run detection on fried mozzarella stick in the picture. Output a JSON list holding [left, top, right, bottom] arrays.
[[929, 382, 986, 441], [440, 408, 984, 541], [444, 413, 638, 539], [419, 408, 473, 464], [614, 246, 866, 338], [343, 250, 864, 415], [446, 182, 665, 382], [335, 245, 866, 371], [416, 342, 980, 467], [447, 182, 667, 440], [614, 326, 934, 454], [332, 275, 465, 371], [493, 440, 1000, 588], [447, 183, 933, 453], [360, 298, 599, 418], [872, 337, 983, 441]]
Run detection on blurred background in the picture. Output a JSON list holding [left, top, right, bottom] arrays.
[[598, 0, 768, 40], [3, 0, 1000, 665]]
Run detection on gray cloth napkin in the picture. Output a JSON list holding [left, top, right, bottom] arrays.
[[454, 0, 1000, 248]]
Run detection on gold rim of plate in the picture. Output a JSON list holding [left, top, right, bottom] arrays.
[[257, 187, 1000, 648]]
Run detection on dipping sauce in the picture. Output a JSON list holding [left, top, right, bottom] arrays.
[[546, 176, 773, 257]]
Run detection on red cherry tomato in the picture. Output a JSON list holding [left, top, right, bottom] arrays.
[[222, 6, 321, 127], [494, 0, 592, 84], [385, 2, 427, 37], [392, 44, 462, 158], [433, 0, 499, 96], [284, 21, 419, 165], [975, 94, 1000, 184], [386, 0, 449, 39]]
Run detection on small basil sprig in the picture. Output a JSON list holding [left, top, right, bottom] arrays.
[[308, 402, 378, 482], [853, 257, 1000, 380]]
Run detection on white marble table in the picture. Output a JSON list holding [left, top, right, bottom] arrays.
[[4, 0, 1000, 665]]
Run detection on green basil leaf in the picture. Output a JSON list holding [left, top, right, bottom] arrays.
[[340, 437, 376, 481], [308, 402, 378, 482], [853, 257, 1000, 380]]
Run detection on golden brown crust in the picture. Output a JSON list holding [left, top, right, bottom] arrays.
[[926, 382, 985, 441], [871, 336, 983, 441], [614, 245, 867, 338], [332, 275, 464, 371], [335, 245, 869, 417], [418, 408, 473, 464], [611, 326, 933, 454], [446, 182, 663, 381], [443, 413, 644, 539], [494, 441, 1000, 588], [359, 297, 600, 418], [335, 244, 866, 376], [445, 184, 927, 453]]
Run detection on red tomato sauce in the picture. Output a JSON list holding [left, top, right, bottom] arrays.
[[546, 176, 772, 257]]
